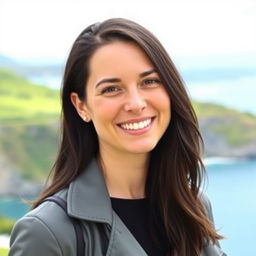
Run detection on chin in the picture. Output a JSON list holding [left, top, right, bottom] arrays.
[[127, 142, 158, 154]]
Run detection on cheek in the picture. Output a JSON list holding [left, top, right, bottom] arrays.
[[89, 98, 121, 124], [154, 89, 171, 114]]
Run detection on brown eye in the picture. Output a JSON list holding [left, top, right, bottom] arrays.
[[101, 86, 121, 95], [141, 78, 161, 87]]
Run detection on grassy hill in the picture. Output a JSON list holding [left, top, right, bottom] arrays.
[[193, 101, 256, 147], [0, 68, 256, 186], [0, 69, 60, 181], [0, 68, 60, 124]]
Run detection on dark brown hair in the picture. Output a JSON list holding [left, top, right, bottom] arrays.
[[33, 18, 222, 255]]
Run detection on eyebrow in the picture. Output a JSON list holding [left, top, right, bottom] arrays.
[[95, 69, 157, 88], [139, 69, 157, 78], [95, 78, 121, 88]]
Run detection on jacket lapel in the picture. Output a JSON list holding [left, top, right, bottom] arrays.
[[106, 211, 148, 256], [67, 159, 113, 225], [66, 159, 148, 255]]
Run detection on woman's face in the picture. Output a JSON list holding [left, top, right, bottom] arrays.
[[71, 41, 171, 156]]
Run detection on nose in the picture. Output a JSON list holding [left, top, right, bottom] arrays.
[[124, 89, 147, 113]]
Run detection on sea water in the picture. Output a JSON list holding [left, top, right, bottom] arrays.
[[0, 158, 256, 255], [205, 158, 256, 256]]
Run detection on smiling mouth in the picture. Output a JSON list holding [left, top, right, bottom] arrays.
[[118, 118, 153, 130]]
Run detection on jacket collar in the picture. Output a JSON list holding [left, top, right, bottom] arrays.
[[66, 159, 113, 226]]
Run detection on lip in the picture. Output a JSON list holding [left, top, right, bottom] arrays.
[[117, 116, 155, 135]]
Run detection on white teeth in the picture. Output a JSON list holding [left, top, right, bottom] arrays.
[[120, 119, 152, 130]]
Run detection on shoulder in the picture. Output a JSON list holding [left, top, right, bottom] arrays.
[[199, 193, 215, 223], [199, 194, 227, 256], [9, 190, 76, 256]]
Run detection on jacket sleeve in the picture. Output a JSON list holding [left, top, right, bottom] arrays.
[[202, 194, 215, 225], [9, 216, 63, 256], [201, 194, 227, 256]]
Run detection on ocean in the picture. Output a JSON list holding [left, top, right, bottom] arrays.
[[205, 158, 256, 256], [0, 158, 256, 255]]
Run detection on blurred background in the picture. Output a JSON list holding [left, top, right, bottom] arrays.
[[0, 0, 256, 255]]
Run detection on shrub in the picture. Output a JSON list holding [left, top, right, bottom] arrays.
[[0, 216, 15, 234]]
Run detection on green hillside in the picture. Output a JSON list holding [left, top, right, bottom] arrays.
[[193, 101, 256, 146], [0, 68, 60, 180], [0, 68, 60, 124]]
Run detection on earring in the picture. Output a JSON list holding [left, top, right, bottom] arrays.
[[82, 116, 87, 121]]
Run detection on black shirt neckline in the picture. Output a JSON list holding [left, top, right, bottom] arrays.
[[110, 197, 167, 256]]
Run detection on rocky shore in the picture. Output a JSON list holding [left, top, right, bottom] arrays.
[[201, 123, 256, 158], [0, 156, 43, 197]]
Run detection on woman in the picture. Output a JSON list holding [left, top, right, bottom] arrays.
[[9, 18, 226, 256]]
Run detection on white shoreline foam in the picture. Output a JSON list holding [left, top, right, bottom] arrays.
[[0, 234, 10, 248], [203, 156, 240, 165]]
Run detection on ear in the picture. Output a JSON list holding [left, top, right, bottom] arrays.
[[70, 92, 91, 121]]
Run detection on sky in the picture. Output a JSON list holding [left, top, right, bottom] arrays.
[[1, 0, 256, 62], [0, 0, 256, 113]]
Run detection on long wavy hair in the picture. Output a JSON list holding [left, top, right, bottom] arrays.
[[33, 18, 222, 255]]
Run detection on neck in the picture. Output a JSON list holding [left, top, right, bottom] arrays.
[[98, 147, 149, 199]]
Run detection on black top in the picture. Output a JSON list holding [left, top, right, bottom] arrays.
[[111, 197, 168, 256]]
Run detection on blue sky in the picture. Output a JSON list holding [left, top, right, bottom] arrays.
[[0, 0, 256, 113]]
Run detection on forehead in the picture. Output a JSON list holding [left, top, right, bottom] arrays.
[[87, 41, 154, 81]]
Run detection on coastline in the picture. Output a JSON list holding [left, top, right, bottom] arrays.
[[203, 155, 256, 165], [204, 156, 240, 165]]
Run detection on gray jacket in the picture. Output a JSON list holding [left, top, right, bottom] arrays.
[[9, 160, 226, 256]]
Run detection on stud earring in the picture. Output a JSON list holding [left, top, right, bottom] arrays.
[[82, 116, 87, 121]]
